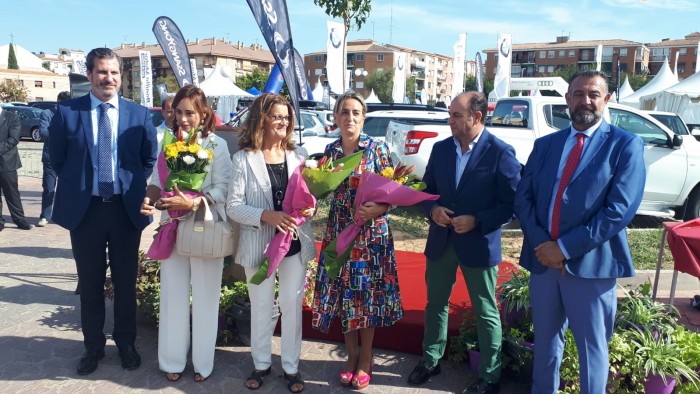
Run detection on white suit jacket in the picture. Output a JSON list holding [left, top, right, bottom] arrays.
[[226, 146, 316, 268]]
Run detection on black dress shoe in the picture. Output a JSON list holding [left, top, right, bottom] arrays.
[[77, 349, 105, 375], [118, 344, 141, 370], [15, 220, 33, 230], [408, 361, 441, 386], [464, 378, 501, 394]]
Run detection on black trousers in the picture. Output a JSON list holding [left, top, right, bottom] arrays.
[[69, 196, 142, 352], [0, 170, 26, 225]]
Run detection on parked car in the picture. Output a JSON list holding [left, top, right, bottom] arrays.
[[366, 102, 449, 113], [148, 107, 164, 128], [305, 109, 336, 132], [29, 101, 58, 111], [3, 106, 44, 142], [645, 110, 691, 136], [294, 111, 325, 136]]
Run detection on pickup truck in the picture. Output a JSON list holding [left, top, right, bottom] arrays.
[[386, 96, 700, 220]]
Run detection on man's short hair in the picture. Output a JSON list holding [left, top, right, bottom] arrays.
[[86, 48, 122, 73], [57, 91, 71, 102], [466, 92, 488, 125], [568, 70, 609, 93]]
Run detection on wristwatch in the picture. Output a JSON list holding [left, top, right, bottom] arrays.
[[191, 197, 201, 211]]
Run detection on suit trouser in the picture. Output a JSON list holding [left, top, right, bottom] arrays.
[[244, 253, 305, 374], [423, 243, 502, 384], [40, 160, 56, 220], [530, 268, 616, 394], [0, 170, 26, 225], [69, 197, 141, 352], [158, 252, 224, 378]]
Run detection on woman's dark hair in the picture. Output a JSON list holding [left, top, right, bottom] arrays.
[[171, 85, 216, 136], [239, 93, 296, 151]]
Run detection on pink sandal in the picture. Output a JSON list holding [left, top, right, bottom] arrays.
[[339, 370, 354, 387], [351, 357, 374, 390]]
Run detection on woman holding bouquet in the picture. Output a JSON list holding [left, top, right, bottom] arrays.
[[226, 93, 315, 393], [311, 92, 402, 390], [140, 85, 232, 383]]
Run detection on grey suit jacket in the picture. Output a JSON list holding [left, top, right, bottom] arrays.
[[0, 110, 22, 172], [226, 147, 316, 268]]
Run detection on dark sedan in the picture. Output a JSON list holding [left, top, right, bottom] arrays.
[[3, 106, 44, 142]]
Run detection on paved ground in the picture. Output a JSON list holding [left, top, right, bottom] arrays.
[[2, 143, 699, 393]]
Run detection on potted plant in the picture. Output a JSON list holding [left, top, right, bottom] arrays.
[[616, 283, 679, 336], [669, 326, 700, 394], [105, 251, 161, 325], [628, 326, 700, 394], [496, 267, 531, 327], [558, 329, 580, 393], [449, 309, 481, 376], [218, 277, 281, 346], [607, 330, 645, 394], [502, 323, 534, 382]]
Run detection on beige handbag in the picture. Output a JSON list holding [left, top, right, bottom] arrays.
[[176, 197, 235, 259]]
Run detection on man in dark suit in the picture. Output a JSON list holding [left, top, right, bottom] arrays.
[[514, 70, 645, 393], [49, 48, 158, 375], [0, 101, 33, 231], [37, 91, 71, 228], [408, 92, 521, 394]]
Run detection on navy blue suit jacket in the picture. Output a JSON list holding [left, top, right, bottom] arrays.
[[49, 95, 158, 231], [421, 129, 521, 267], [514, 121, 645, 278]]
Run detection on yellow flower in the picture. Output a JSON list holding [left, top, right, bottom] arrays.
[[380, 167, 394, 179], [206, 149, 214, 160], [165, 144, 179, 159]]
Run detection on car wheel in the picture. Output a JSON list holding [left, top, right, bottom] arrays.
[[31, 127, 43, 142], [683, 188, 700, 221]]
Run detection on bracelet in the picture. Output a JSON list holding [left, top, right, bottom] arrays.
[[191, 197, 201, 211]]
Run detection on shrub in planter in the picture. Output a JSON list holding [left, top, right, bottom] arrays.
[[496, 267, 531, 327], [218, 277, 281, 346], [105, 251, 161, 326], [449, 310, 480, 376], [628, 327, 700, 393], [615, 283, 679, 336], [558, 329, 580, 393], [607, 331, 645, 394], [502, 324, 534, 381], [669, 326, 700, 394]]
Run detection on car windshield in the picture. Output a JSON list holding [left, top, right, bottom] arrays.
[[25, 108, 43, 118], [649, 114, 689, 135]]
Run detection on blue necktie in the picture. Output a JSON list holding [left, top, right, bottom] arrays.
[[97, 103, 114, 199]]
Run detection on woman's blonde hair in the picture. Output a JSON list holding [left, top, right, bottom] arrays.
[[238, 93, 296, 151]]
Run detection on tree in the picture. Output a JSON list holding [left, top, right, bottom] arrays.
[[7, 43, 19, 70], [42, 61, 52, 72], [464, 75, 494, 96], [405, 75, 416, 104], [365, 69, 393, 103], [235, 68, 269, 92], [624, 71, 650, 91], [314, 0, 372, 90], [0, 78, 30, 102], [553, 64, 579, 82]]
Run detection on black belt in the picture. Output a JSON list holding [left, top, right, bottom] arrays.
[[91, 194, 122, 203]]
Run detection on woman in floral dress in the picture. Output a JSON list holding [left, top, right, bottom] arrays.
[[311, 91, 403, 390]]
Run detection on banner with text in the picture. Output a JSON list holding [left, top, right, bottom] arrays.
[[493, 33, 512, 100], [73, 59, 87, 76], [139, 51, 154, 108], [475, 52, 484, 93], [451, 33, 467, 99], [246, 0, 302, 122], [392, 52, 407, 103], [326, 20, 345, 94], [152, 16, 193, 88], [595, 44, 603, 72], [189, 59, 199, 86], [293, 48, 311, 100]]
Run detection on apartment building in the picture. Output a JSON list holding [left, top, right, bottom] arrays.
[[304, 39, 461, 103], [113, 38, 275, 101], [35, 48, 86, 76], [0, 68, 70, 101], [483, 36, 648, 84], [647, 32, 700, 79]]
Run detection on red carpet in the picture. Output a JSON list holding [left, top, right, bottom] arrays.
[[301, 243, 517, 355]]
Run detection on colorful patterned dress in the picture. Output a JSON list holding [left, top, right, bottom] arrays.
[[311, 134, 404, 333]]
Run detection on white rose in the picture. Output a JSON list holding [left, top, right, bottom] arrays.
[[304, 159, 318, 169], [197, 138, 203, 145], [197, 149, 209, 159], [182, 155, 195, 165]]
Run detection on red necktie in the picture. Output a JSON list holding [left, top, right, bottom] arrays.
[[551, 133, 585, 240]]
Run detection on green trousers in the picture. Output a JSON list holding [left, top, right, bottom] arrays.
[[422, 243, 502, 384]]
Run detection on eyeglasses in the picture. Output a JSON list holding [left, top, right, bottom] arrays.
[[269, 114, 292, 122]]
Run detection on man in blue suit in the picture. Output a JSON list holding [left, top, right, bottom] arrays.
[[49, 48, 158, 375], [514, 70, 645, 393], [408, 92, 521, 394]]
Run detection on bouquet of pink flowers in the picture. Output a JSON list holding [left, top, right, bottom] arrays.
[[249, 163, 317, 285], [146, 127, 215, 260], [322, 163, 439, 279], [301, 151, 363, 199]]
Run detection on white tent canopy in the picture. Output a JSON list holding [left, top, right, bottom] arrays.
[[620, 57, 678, 108], [199, 64, 253, 123], [618, 76, 635, 101], [640, 70, 700, 124], [365, 89, 381, 103]]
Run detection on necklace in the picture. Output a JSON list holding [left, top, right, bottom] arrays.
[[266, 162, 285, 205]]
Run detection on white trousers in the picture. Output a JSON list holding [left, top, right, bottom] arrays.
[[244, 253, 306, 374], [158, 252, 224, 379]]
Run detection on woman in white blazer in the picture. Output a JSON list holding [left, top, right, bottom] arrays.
[[140, 85, 232, 383], [226, 93, 315, 393]]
